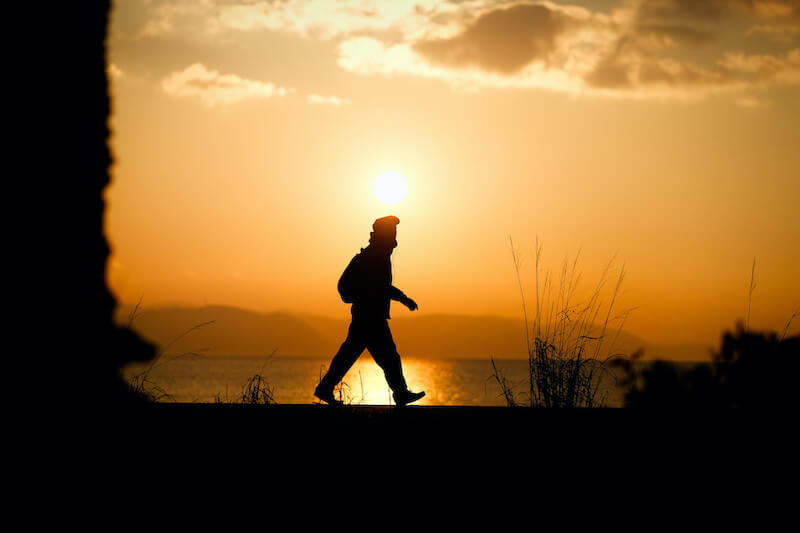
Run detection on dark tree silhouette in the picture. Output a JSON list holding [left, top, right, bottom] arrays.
[[30, 2, 156, 410], [613, 324, 800, 408]]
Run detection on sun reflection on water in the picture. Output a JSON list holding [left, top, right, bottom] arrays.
[[335, 358, 486, 406]]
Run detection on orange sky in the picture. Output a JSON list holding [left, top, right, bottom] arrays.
[[106, 0, 799, 346]]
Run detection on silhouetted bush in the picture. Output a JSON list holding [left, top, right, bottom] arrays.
[[492, 239, 631, 407], [612, 324, 800, 408], [240, 374, 276, 405]]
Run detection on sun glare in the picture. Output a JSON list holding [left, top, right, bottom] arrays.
[[373, 171, 408, 204]]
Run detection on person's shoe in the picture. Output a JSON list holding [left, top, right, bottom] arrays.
[[314, 384, 343, 406], [393, 389, 425, 407]]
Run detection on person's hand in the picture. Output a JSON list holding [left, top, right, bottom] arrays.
[[404, 297, 418, 311]]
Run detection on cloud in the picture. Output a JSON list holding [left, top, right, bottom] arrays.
[[636, 0, 798, 21], [338, 1, 729, 96], [337, 35, 585, 93], [306, 94, 351, 106], [635, 0, 728, 22], [412, 4, 567, 74], [718, 48, 800, 84], [633, 24, 715, 46], [140, 0, 800, 101], [161, 63, 292, 106], [747, 22, 800, 41], [736, 95, 767, 106], [136, 0, 216, 37], [213, 0, 440, 39], [336, 3, 613, 93], [578, 0, 800, 96], [749, 0, 798, 19]]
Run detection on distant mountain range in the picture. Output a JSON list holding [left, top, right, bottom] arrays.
[[115, 304, 712, 362]]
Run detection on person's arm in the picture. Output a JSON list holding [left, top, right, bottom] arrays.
[[390, 286, 418, 311]]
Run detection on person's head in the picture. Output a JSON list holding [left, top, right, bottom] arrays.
[[369, 215, 399, 252]]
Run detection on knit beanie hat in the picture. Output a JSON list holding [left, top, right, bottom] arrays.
[[372, 215, 399, 235]]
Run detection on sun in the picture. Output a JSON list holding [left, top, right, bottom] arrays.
[[373, 171, 408, 204]]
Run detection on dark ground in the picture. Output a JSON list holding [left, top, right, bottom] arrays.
[[109, 402, 792, 449], [83, 402, 794, 488]]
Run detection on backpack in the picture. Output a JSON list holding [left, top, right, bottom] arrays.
[[337, 254, 359, 304]]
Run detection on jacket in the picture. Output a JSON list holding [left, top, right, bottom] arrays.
[[338, 244, 407, 319]]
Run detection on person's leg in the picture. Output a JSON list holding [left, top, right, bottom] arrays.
[[317, 320, 366, 394], [364, 319, 409, 394]]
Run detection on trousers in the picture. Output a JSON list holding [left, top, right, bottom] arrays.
[[319, 315, 408, 394]]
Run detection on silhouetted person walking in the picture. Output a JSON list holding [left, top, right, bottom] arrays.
[[315, 216, 425, 407]]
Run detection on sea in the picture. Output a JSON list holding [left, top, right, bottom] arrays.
[[122, 355, 636, 407]]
